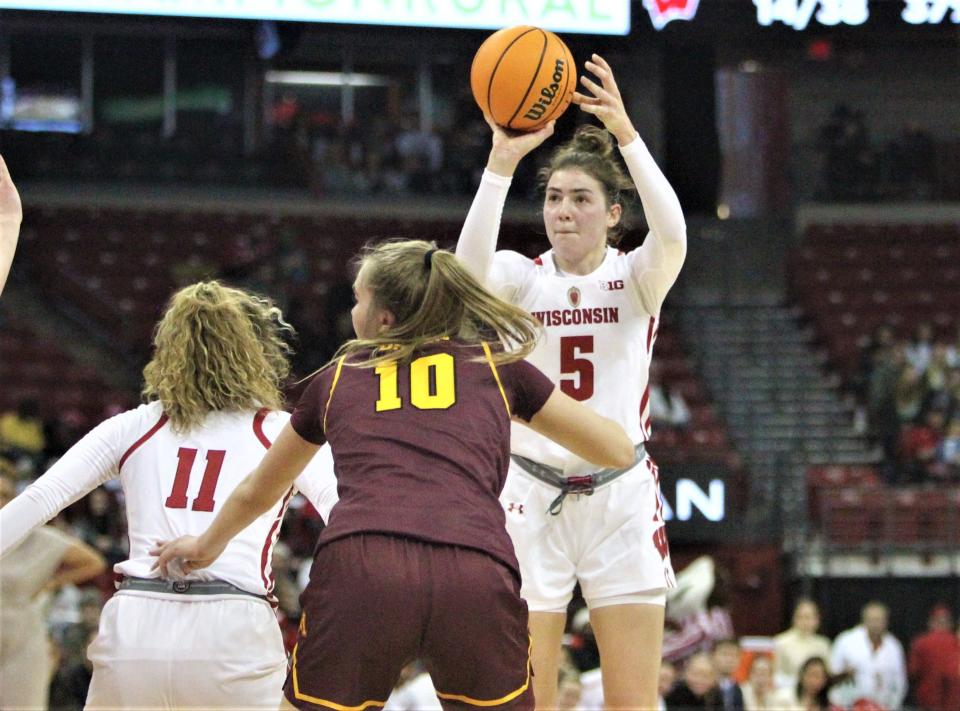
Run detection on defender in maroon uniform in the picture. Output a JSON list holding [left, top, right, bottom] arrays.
[[154, 240, 634, 711]]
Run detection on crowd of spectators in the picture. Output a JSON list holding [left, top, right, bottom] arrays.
[[560, 598, 955, 711], [814, 105, 949, 203], [854, 322, 960, 485]]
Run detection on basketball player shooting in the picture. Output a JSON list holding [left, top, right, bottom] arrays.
[[458, 53, 687, 710]]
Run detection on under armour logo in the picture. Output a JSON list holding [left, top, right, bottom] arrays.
[[507, 503, 524, 515]]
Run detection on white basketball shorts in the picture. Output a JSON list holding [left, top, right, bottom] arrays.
[[85, 590, 287, 709], [500, 457, 677, 612]]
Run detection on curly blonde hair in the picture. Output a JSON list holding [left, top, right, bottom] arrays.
[[333, 239, 541, 368], [142, 281, 295, 432]]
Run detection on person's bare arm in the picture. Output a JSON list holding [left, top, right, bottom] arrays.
[[36, 537, 106, 597], [0, 155, 22, 296], [523, 389, 635, 469], [151, 423, 320, 576], [455, 117, 554, 284]]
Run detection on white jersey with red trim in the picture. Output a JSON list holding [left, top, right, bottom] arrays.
[[0, 401, 338, 599], [490, 247, 659, 476], [456, 136, 686, 477]]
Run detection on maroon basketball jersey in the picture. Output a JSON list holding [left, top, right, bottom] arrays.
[[291, 339, 555, 576]]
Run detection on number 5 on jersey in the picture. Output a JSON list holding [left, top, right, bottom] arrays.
[[560, 335, 594, 400], [375, 353, 457, 411], [165, 447, 226, 512]]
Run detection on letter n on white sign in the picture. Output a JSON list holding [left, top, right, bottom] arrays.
[[676, 479, 725, 521]]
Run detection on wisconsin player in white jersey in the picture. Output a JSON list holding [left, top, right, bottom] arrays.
[[0, 281, 338, 709], [457, 54, 686, 710]]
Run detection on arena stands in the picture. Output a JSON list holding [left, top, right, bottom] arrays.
[[789, 221, 960, 552]]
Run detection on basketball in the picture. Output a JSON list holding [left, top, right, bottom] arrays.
[[470, 25, 576, 132]]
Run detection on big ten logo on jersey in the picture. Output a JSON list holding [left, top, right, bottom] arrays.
[[374, 353, 457, 412], [600, 279, 624, 291], [165, 447, 226, 512]]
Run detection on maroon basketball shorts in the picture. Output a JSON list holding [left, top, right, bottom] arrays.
[[284, 533, 534, 711]]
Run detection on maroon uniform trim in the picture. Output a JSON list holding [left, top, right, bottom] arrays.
[[252, 407, 271, 449], [251, 407, 288, 598], [435, 636, 532, 707], [260, 486, 295, 596], [118, 413, 168, 472]]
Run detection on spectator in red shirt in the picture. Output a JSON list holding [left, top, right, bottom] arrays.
[[908, 604, 960, 711], [899, 409, 946, 483]]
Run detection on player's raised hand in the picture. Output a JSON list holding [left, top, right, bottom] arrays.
[[485, 114, 555, 177], [151, 535, 223, 578], [573, 54, 637, 147], [0, 155, 21, 226]]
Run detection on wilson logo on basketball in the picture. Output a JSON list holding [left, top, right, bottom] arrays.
[[524, 59, 565, 121], [567, 286, 581, 308]]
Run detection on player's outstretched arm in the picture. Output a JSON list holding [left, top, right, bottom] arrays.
[[456, 117, 554, 283], [576, 54, 686, 312], [524, 389, 635, 469], [34, 536, 106, 598], [0, 155, 22, 296], [152, 423, 320, 576]]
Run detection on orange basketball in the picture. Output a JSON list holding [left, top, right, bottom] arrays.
[[471, 25, 576, 132]]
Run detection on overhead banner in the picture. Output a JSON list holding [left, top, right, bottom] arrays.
[[0, 0, 632, 35]]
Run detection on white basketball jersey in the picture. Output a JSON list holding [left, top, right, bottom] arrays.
[[0, 400, 337, 602], [114, 402, 314, 598], [494, 247, 658, 475]]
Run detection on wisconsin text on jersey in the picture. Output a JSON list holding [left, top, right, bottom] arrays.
[[530, 307, 621, 327]]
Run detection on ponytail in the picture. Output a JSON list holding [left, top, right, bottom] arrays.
[[330, 240, 541, 368]]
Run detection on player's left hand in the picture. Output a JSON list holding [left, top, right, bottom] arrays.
[[572, 54, 637, 147], [150, 535, 222, 578]]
